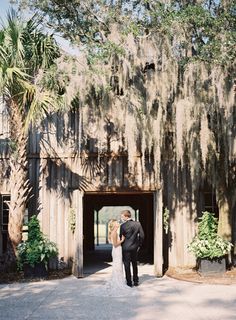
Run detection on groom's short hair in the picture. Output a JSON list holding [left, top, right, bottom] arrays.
[[122, 210, 131, 218]]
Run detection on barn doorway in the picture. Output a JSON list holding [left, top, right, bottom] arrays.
[[83, 192, 154, 274]]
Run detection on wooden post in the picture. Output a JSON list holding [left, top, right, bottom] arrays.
[[154, 189, 163, 277], [106, 222, 108, 244], [73, 190, 84, 277], [96, 210, 99, 246]]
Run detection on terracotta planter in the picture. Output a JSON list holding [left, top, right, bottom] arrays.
[[198, 257, 226, 276], [23, 262, 48, 278]]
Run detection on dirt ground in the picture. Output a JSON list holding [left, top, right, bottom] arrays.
[[166, 266, 236, 285], [0, 268, 72, 284], [1, 267, 236, 285]]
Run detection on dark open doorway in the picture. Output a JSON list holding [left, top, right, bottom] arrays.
[[83, 192, 154, 274]]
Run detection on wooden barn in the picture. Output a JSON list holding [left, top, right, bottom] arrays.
[[0, 34, 235, 276]]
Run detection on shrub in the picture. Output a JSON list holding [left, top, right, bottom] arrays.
[[187, 211, 233, 259], [17, 215, 58, 270]]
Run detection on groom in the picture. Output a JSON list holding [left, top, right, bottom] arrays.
[[120, 210, 144, 287]]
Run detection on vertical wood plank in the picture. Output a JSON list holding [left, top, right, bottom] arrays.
[[73, 190, 84, 277], [64, 160, 70, 263], [40, 158, 50, 237], [154, 189, 163, 276], [49, 161, 57, 242], [57, 161, 64, 259]]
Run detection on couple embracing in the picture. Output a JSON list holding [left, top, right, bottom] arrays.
[[109, 209, 144, 290], [82, 209, 144, 297]]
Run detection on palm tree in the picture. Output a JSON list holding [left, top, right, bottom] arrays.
[[0, 9, 60, 265]]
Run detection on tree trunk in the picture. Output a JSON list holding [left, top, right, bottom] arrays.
[[6, 101, 30, 263], [1, 234, 17, 272], [8, 157, 29, 251]]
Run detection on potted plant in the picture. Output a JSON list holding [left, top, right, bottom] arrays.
[[17, 215, 58, 278], [188, 211, 233, 276]]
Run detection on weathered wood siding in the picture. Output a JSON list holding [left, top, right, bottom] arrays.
[[1, 96, 235, 269], [0, 99, 200, 269]]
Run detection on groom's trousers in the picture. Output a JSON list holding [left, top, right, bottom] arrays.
[[123, 249, 138, 285]]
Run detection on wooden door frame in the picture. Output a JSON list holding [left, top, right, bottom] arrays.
[[73, 190, 163, 278], [72, 190, 84, 277], [153, 189, 163, 276]]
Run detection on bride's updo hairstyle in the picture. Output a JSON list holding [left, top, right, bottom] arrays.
[[108, 219, 118, 243]]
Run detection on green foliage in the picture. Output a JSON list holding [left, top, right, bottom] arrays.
[[95, 206, 135, 224], [197, 211, 218, 238], [27, 215, 43, 241], [39, 64, 70, 96], [15, 0, 235, 67], [156, 1, 235, 66], [163, 207, 170, 234], [188, 211, 233, 259], [68, 208, 76, 234], [17, 215, 58, 269], [0, 9, 61, 128], [87, 41, 125, 65]]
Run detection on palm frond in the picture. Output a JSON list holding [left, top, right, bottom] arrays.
[[40, 35, 60, 69], [0, 9, 61, 128], [5, 67, 29, 83], [0, 29, 5, 45], [0, 67, 4, 93], [0, 44, 7, 62], [4, 9, 25, 66], [24, 88, 58, 130], [19, 80, 36, 106]]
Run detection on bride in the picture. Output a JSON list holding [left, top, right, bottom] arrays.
[[108, 219, 127, 290], [82, 219, 137, 297]]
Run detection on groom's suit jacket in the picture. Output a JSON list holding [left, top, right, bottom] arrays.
[[120, 219, 144, 251]]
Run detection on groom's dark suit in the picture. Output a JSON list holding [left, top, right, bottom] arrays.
[[120, 219, 144, 286]]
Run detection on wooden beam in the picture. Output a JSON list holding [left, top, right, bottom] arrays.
[[154, 189, 163, 277], [72, 190, 84, 277]]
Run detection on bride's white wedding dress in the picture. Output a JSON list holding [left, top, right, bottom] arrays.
[[82, 236, 137, 297]]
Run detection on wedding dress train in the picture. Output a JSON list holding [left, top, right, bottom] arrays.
[[82, 245, 138, 297]]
